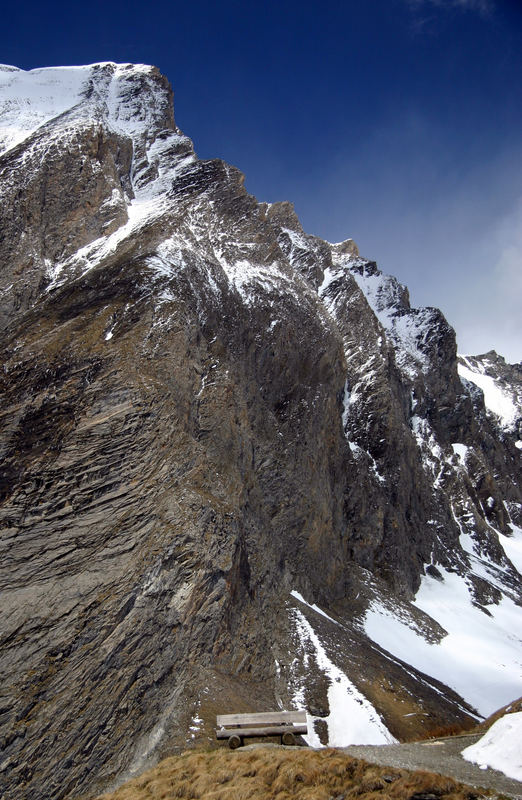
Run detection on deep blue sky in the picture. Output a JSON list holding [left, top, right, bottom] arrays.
[[3, 0, 522, 359]]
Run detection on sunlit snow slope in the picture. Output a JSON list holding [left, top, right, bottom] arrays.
[[365, 563, 522, 717]]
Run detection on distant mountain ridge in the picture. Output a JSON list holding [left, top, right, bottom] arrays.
[[0, 63, 520, 800]]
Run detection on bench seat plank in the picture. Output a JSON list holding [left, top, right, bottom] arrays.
[[216, 724, 308, 739], [217, 711, 306, 727]]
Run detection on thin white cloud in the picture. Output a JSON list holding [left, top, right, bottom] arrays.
[[488, 199, 522, 361], [405, 0, 495, 36], [408, 0, 494, 14]]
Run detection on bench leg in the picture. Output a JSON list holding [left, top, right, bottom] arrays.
[[282, 732, 296, 746], [228, 734, 242, 749]]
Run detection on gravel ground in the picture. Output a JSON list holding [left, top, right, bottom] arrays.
[[342, 735, 522, 797]]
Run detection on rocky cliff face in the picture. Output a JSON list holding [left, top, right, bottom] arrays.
[[0, 63, 521, 800]]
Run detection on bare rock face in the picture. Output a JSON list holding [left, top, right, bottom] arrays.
[[0, 63, 521, 800]]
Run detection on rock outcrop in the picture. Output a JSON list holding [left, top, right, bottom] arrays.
[[0, 63, 520, 800]]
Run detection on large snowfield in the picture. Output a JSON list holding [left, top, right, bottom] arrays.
[[365, 564, 522, 717]]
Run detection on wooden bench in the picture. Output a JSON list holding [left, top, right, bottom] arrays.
[[216, 711, 307, 749]]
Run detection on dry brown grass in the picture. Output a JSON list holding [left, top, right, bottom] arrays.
[[419, 695, 522, 740], [418, 723, 475, 740], [92, 747, 490, 800]]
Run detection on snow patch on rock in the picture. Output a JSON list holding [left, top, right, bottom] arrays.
[[458, 356, 519, 430], [290, 604, 396, 746], [497, 523, 522, 577]]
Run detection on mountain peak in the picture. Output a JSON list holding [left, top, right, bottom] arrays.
[[1, 62, 521, 800], [0, 61, 174, 157]]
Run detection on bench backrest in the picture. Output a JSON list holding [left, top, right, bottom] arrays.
[[216, 711, 306, 728]]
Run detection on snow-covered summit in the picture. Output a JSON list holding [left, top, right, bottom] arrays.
[[0, 64, 90, 154], [0, 62, 197, 294], [0, 62, 174, 157]]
